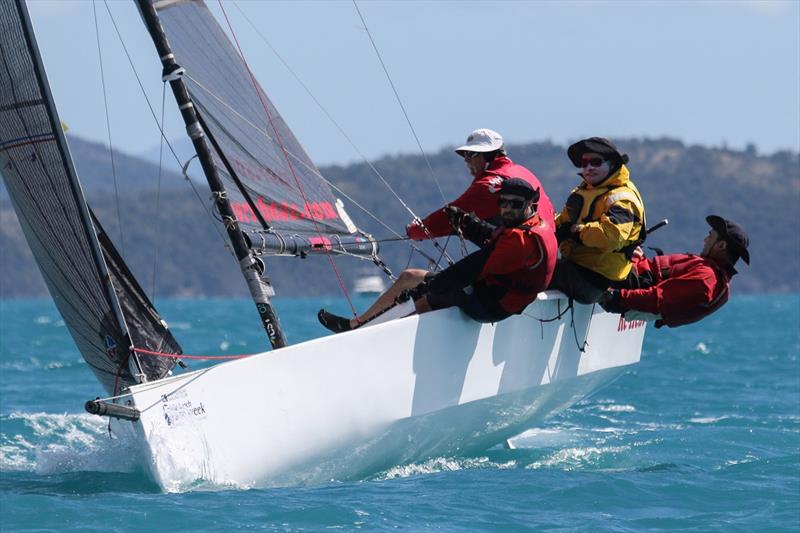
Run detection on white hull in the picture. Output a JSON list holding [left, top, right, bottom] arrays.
[[122, 293, 645, 490]]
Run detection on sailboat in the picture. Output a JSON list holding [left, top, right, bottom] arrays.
[[0, 0, 646, 490]]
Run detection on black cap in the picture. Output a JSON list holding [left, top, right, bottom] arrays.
[[706, 215, 750, 264], [500, 177, 539, 202], [567, 137, 630, 168]]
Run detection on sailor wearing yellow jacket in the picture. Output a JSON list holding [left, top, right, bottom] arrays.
[[549, 137, 646, 304]]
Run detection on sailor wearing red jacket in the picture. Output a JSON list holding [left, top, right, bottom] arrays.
[[318, 179, 557, 332], [599, 216, 750, 328], [406, 128, 554, 240]]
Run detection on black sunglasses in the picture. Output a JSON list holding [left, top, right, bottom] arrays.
[[580, 157, 605, 168], [462, 151, 482, 161], [498, 197, 526, 209]]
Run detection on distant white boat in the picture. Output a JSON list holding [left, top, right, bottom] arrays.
[[353, 274, 388, 296]]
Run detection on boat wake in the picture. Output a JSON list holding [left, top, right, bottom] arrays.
[[0, 412, 142, 475], [1, 399, 654, 492]]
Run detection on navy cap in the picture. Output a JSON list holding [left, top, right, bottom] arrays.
[[500, 178, 539, 202], [706, 215, 750, 264]]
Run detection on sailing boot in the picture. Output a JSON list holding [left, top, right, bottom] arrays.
[[317, 309, 353, 333]]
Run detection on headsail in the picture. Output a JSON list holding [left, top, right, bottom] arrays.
[[0, 0, 180, 394], [153, 0, 371, 252]]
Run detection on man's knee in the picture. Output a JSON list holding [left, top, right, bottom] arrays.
[[397, 269, 427, 289]]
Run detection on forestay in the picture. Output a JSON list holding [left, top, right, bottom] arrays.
[[154, 0, 366, 250], [0, 0, 180, 394]]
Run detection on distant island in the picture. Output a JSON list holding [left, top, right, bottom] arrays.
[[1, 135, 797, 298]]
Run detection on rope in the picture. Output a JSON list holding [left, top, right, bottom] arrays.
[[217, 1, 358, 317], [133, 346, 253, 360], [92, 0, 125, 257]]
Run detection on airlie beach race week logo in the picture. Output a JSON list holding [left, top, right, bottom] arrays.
[[160, 389, 207, 428], [617, 316, 647, 332]]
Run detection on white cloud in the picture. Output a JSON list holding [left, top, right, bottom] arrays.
[[737, 0, 792, 16]]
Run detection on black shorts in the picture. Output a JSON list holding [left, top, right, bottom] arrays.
[[424, 275, 511, 324]]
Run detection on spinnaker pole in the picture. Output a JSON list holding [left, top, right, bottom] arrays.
[[135, 0, 286, 349]]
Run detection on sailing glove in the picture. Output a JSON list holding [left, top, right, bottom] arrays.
[[598, 289, 627, 315], [555, 223, 578, 243]]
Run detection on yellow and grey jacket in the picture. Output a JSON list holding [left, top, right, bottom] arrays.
[[555, 165, 646, 281]]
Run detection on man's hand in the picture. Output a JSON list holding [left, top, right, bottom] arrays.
[[555, 223, 581, 244], [406, 220, 427, 241], [444, 205, 467, 230], [598, 289, 627, 315]]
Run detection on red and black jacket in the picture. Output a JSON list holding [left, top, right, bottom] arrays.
[[428, 213, 557, 314], [620, 254, 733, 328]]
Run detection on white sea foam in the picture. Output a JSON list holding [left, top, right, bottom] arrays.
[[525, 445, 630, 470], [0, 357, 82, 372], [689, 415, 730, 424], [596, 404, 636, 413], [34, 315, 52, 324], [695, 342, 711, 354], [376, 456, 515, 480], [0, 412, 141, 474]]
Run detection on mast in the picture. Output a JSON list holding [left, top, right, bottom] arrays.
[[135, 0, 286, 349]]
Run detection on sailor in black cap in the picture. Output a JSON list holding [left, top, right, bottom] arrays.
[[319, 178, 558, 332], [599, 215, 750, 328]]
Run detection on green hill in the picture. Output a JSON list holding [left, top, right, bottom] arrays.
[[1, 136, 797, 298]]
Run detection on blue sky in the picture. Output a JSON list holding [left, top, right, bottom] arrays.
[[28, 0, 800, 167]]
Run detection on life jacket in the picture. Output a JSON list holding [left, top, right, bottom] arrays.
[[651, 254, 732, 328], [484, 157, 555, 226], [556, 165, 645, 281], [480, 213, 558, 314]]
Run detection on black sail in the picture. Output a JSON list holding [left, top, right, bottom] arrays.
[[0, 0, 179, 394], [154, 0, 360, 238]]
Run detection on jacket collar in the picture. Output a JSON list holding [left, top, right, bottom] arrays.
[[580, 164, 630, 190]]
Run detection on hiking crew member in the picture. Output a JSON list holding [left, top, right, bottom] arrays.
[[549, 137, 646, 304], [599, 216, 750, 328], [406, 128, 555, 240], [319, 179, 557, 332]]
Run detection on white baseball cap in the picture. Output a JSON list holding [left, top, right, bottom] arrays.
[[455, 128, 504, 154]]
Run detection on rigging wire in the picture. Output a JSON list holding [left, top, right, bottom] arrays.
[[216, 0, 359, 317], [230, 0, 453, 270], [92, 0, 126, 257], [150, 83, 167, 298], [352, 0, 461, 265], [101, 0, 231, 257], [230, 2, 430, 228], [351, 0, 446, 204]]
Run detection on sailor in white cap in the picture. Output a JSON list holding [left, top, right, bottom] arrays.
[[405, 128, 554, 240]]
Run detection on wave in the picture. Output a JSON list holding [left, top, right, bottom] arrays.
[[0, 412, 143, 475], [373, 456, 517, 481], [0, 357, 84, 372]]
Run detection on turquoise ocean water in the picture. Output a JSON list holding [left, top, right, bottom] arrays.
[[1, 294, 798, 531]]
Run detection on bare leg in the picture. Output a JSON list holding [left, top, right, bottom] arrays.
[[413, 295, 432, 314], [351, 269, 428, 327]]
